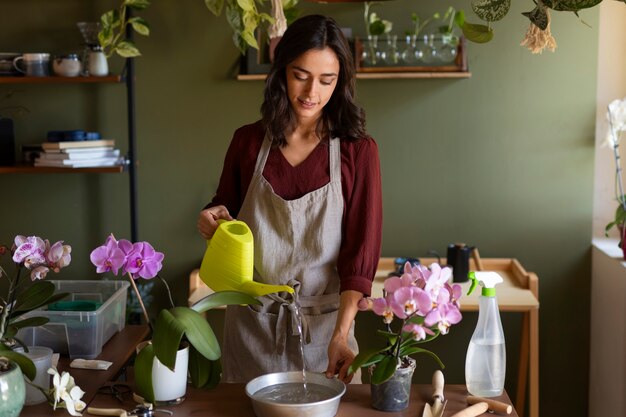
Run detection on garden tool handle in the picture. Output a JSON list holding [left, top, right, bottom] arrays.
[[432, 370, 444, 400], [467, 396, 512, 414], [87, 407, 128, 417], [449, 402, 489, 417]]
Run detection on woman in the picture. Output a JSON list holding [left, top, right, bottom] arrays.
[[197, 14, 382, 384]]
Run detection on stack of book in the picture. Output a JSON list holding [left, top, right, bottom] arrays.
[[33, 140, 123, 168]]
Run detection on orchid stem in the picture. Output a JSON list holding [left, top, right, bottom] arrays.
[[608, 106, 626, 211], [127, 273, 151, 331], [156, 274, 175, 309]]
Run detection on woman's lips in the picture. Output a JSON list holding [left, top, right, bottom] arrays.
[[298, 98, 318, 109]]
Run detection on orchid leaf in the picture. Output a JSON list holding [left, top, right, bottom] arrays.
[[189, 345, 210, 388], [370, 355, 398, 385], [134, 343, 155, 403], [8, 316, 49, 330], [348, 345, 391, 375], [171, 307, 220, 361], [189, 347, 222, 388], [0, 345, 35, 381], [13, 281, 69, 314], [399, 346, 445, 369], [191, 290, 261, 313], [152, 309, 185, 370]]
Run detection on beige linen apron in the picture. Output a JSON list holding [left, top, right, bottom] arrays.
[[222, 135, 359, 383]]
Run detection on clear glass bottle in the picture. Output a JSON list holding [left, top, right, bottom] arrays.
[[400, 35, 421, 66]]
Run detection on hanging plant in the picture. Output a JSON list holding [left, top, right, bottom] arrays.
[[98, 0, 151, 58]]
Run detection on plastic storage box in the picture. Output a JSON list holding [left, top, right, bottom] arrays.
[[17, 280, 129, 359]]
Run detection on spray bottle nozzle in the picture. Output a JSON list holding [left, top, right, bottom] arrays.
[[467, 271, 504, 297]]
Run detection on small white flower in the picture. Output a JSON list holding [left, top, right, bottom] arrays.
[[47, 367, 86, 416]]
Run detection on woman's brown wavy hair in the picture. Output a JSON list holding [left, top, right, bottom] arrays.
[[261, 14, 367, 146]]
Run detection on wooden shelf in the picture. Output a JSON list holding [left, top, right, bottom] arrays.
[[0, 75, 122, 84], [237, 71, 471, 81], [0, 163, 125, 173]]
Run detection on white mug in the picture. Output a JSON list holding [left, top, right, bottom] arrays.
[[13, 53, 50, 76], [88, 49, 108, 77]]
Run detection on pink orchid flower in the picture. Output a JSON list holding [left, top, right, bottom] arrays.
[[45, 240, 72, 272], [403, 323, 435, 341], [124, 242, 164, 280], [90, 235, 126, 275], [391, 286, 432, 318], [30, 265, 50, 281], [13, 235, 46, 268], [425, 303, 462, 335]]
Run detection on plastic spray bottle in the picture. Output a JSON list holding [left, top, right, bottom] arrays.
[[465, 271, 506, 397]]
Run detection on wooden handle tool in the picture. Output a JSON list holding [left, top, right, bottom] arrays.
[[467, 396, 513, 414], [449, 402, 489, 417]]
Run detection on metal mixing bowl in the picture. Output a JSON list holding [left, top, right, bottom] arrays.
[[245, 371, 346, 417]]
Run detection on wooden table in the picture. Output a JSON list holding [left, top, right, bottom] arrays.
[[19, 325, 150, 416], [86, 383, 518, 417], [375, 258, 539, 417]]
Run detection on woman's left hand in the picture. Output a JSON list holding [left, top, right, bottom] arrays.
[[326, 335, 355, 383]]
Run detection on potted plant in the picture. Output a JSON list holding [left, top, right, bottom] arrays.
[[0, 235, 89, 416], [90, 235, 260, 403], [98, 0, 151, 58], [204, 0, 299, 54], [349, 262, 462, 411]]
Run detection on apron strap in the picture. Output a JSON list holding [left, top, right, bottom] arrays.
[[268, 284, 340, 355]]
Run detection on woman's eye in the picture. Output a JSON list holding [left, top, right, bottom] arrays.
[[320, 80, 333, 86], [294, 73, 307, 81]]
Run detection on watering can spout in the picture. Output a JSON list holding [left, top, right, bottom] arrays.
[[199, 220, 294, 297]]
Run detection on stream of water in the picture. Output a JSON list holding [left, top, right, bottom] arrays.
[[292, 292, 307, 393]]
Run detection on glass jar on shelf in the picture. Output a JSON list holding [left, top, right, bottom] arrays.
[[361, 35, 381, 66], [400, 35, 421, 66], [382, 35, 400, 66], [436, 33, 459, 64], [419, 34, 438, 65]]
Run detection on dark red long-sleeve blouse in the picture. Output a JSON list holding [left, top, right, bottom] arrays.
[[206, 121, 382, 296]]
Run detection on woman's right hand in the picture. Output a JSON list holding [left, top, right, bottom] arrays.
[[197, 205, 233, 240]]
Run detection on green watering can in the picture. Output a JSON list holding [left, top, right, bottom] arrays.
[[199, 220, 294, 297]]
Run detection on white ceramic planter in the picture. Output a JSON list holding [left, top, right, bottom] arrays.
[[136, 341, 189, 404]]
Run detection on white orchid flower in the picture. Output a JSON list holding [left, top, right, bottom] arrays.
[[61, 385, 86, 416], [47, 367, 86, 416]]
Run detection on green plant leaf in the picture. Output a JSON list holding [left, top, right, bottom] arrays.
[[189, 345, 210, 388], [369, 20, 386, 36], [125, 0, 151, 10], [237, 0, 255, 12], [205, 0, 225, 16], [399, 346, 445, 368], [188, 347, 222, 388], [370, 355, 398, 385], [8, 316, 49, 330], [461, 21, 494, 43], [99, 27, 115, 48], [455, 10, 466, 27], [129, 17, 150, 36], [0, 346, 36, 381], [13, 281, 66, 314], [115, 40, 141, 57], [348, 346, 391, 375], [134, 343, 155, 403], [152, 309, 185, 370], [191, 291, 261, 313], [101, 10, 120, 28], [171, 307, 220, 361], [471, 0, 511, 22]]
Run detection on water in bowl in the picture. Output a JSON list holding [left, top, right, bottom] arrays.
[[252, 382, 337, 404]]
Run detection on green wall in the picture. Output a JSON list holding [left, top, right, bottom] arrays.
[[0, 1, 597, 416]]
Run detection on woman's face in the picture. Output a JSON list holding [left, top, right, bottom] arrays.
[[285, 47, 340, 123]]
